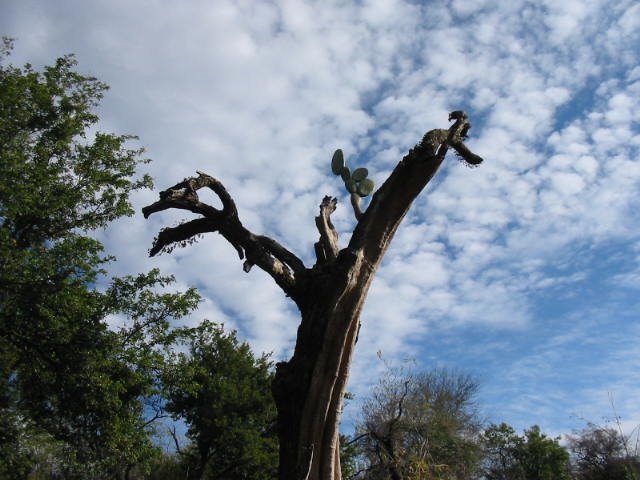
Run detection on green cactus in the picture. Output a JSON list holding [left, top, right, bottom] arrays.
[[330, 148, 375, 202], [331, 149, 345, 175], [357, 178, 375, 197], [352, 167, 368, 182]]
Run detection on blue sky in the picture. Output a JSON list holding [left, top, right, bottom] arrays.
[[2, 0, 639, 440]]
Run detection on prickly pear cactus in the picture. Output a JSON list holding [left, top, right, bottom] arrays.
[[357, 178, 374, 197], [352, 167, 368, 182], [330, 149, 375, 199]]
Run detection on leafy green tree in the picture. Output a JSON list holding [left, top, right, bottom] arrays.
[[162, 320, 278, 479], [518, 425, 571, 480], [482, 422, 525, 480], [482, 423, 571, 480], [351, 366, 484, 479], [0, 39, 200, 478]]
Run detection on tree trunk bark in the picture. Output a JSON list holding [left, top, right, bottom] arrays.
[[272, 249, 376, 480], [142, 112, 481, 480]]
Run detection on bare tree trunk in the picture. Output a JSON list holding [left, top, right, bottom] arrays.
[[143, 112, 481, 480]]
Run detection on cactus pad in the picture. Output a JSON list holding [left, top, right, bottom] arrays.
[[357, 178, 375, 197], [329, 148, 375, 205], [331, 149, 345, 175], [352, 167, 368, 182]]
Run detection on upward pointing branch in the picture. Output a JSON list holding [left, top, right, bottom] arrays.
[[314, 196, 339, 265], [348, 110, 482, 258]]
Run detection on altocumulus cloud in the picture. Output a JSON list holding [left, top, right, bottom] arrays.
[[2, 0, 639, 435]]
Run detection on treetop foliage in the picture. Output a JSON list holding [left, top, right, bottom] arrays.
[[0, 38, 191, 478], [0, 39, 152, 244]]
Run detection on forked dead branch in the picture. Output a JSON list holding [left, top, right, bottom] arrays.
[[143, 111, 483, 480]]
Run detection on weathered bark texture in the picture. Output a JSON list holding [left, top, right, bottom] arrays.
[[143, 112, 482, 480]]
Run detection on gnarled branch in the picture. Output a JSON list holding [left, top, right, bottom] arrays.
[[149, 218, 217, 257], [142, 172, 235, 220], [257, 235, 307, 274], [418, 111, 483, 166], [143, 171, 306, 301], [444, 111, 483, 165]]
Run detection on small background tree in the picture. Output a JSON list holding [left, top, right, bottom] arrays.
[[346, 365, 483, 480], [481, 423, 571, 480], [568, 422, 640, 480]]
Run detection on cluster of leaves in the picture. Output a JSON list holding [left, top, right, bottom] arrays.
[[330, 148, 376, 218], [161, 321, 278, 480], [482, 423, 571, 480], [0, 40, 277, 479], [331, 149, 375, 198]]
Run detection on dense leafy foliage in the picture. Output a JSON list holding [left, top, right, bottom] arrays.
[[0, 39, 201, 478], [0, 41, 283, 478], [162, 321, 278, 480], [482, 423, 571, 480]]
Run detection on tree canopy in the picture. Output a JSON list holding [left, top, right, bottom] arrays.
[[347, 366, 484, 479], [0, 39, 200, 478], [0, 41, 287, 478], [482, 423, 571, 480], [162, 320, 278, 479]]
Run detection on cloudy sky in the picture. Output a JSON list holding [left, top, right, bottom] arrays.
[[3, 0, 639, 438]]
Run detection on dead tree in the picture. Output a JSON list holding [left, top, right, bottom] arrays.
[[142, 111, 482, 480]]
